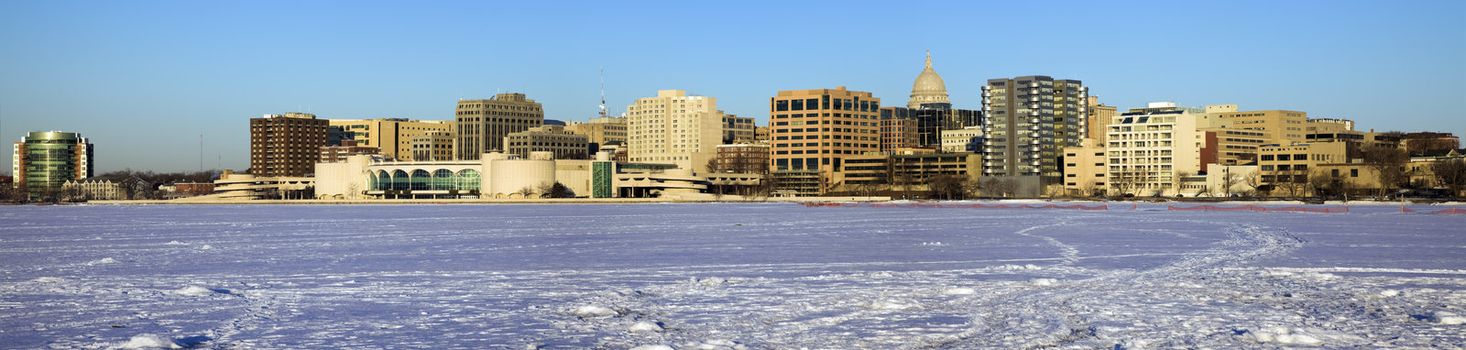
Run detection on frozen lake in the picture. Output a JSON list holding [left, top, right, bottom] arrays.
[[1, 203, 1463, 349]]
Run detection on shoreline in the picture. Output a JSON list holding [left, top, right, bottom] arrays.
[[74, 198, 1465, 206]]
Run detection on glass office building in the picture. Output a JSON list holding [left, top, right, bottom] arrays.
[[13, 131, 93, 200]]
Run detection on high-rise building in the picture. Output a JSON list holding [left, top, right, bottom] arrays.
[[504, 125, 590, 160], [12, 131, 93, 200], [908, 51, 951, 109], [328, 118, 454, 161], [981, 76, 1087, 179], [455, 93, 544, 160], [880, 106, 982, 149], [625, 90, 723, 172], [250, 113, 327, 177], [769, 86, 882, 192], [1086, 96, 1118, 143], [723, 114, 757, 144], [1104, 102, 1203, 196]]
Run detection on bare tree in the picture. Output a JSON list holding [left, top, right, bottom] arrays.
[[1430, 158, 1466, 198], [515, 186, 537, 198], [927, 175, 967, 200], [1220, 171, 1242, 198], [1362, 147, 1409, 198]]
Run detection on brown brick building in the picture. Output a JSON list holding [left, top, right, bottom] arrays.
[[250, 113, 327, 177]]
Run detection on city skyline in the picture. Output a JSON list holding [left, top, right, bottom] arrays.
[[2, 1, 1464, 173]]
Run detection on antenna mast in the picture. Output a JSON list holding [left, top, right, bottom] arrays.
[[598, 68, 608, 118]]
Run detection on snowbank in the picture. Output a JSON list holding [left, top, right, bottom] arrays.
[[629, 345, 674, 350], [117, 334, 182, 349], [629, 321, 664, 333], [174, 285, 215, 296], [572, 305, 618, 318]]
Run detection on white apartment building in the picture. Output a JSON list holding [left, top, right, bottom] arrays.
[[940, 126, 984, 153], [625, 90, 723, 173], [1106, 102, 1203, 197]]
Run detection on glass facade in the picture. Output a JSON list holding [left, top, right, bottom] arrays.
[[370, 168, 480, 193], [16, 131, 92, 200]]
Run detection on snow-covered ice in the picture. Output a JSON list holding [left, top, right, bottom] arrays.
[[0, 203, 1462, 348]]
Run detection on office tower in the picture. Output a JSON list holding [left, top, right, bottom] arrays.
[[723, 114, 756, 144], [981, 76, 1087, 179], [250, 112, 327, 177], [769, 86, 881, 194], [625, 90, 723, 172], [1086, 96, 1118, 143], [712, 144, 771, 174], [328, 118, 454, 161], [908, 51, 951, 109], [455, 93, 544, 160], [504, 125, 590, 160], [12, 131, 93, 200], [880, 106, 980, 150]]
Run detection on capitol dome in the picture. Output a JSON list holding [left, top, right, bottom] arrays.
[[908, 50, 951, 109]]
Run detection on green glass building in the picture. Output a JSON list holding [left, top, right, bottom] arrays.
[[13, 131, 93, 200]]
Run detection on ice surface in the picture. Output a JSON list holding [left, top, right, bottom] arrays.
[[0, 203, 1462, 348]]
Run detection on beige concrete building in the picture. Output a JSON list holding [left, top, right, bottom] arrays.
[[564, 116, 627, 147], [940, 126, 984, 153], [328, 118, 454, 161], [251, 113, 327, 177], [1198, 104, 1308, 144], [1198, 128, 1269, 173], [1307, 118, 1354, 135], [723, 114, 756, 144], [504, 125, 590, 160], [1086, 96, 1118, 143], [1105, 102, 1203, 196], [770, 86, 882, 191], [832, 148, 981, 196], [625, 90, 724, 173], [880, 116, 920, 153], [456, 93, 544, 159], [1062, 139, 1107, 196], [753, 126, 770, 144], [410, 131, 455, 161]]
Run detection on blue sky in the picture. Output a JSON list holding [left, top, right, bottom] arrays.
[[2, 0, 1463, 173]]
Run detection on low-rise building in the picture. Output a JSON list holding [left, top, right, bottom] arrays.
[[504, 125, 590, 160], [320, 140, 380, 163], [1062, 139, 1107, 196], [61, 179, 124, 201], [940, 126, 984, 153], [711, 144, 770, 174], [410, 131, 455, 161]]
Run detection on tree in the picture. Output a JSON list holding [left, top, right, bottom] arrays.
[[984, 178, 1017, 198], [1219, 170, 1242, 198], [1431, 158, 1466, 197], [927, 175, 968, 200], [545, 182, 576, 198], [515, 186, 537, 198], [1362, 147, 1409, 198]]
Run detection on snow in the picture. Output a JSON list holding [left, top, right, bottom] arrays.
[[117, 334, 181, 349], [0, 203, 1462, 348]]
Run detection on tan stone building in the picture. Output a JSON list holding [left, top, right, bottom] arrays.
[[625, 90, 723, 172], [1062, 139, 1107, 196], [879, 116, 920, 153], [1257, 141, 1356, 196], [564, 116, 627, 147], [250, 112, 327, 177], [328, 118, 454, 161], [833, 148, 981, 196], [504, 125, 590, 160], [456, 93, 544, 159], [770, 86, 881, 189], [1086, 96, 1118, 143], [1198, 104, 1308, 144], [1198, 128, 1269, 172], [410, 131, 455, 161]]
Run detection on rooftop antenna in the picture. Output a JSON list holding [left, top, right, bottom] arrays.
[[599, 67, 608, 119]]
